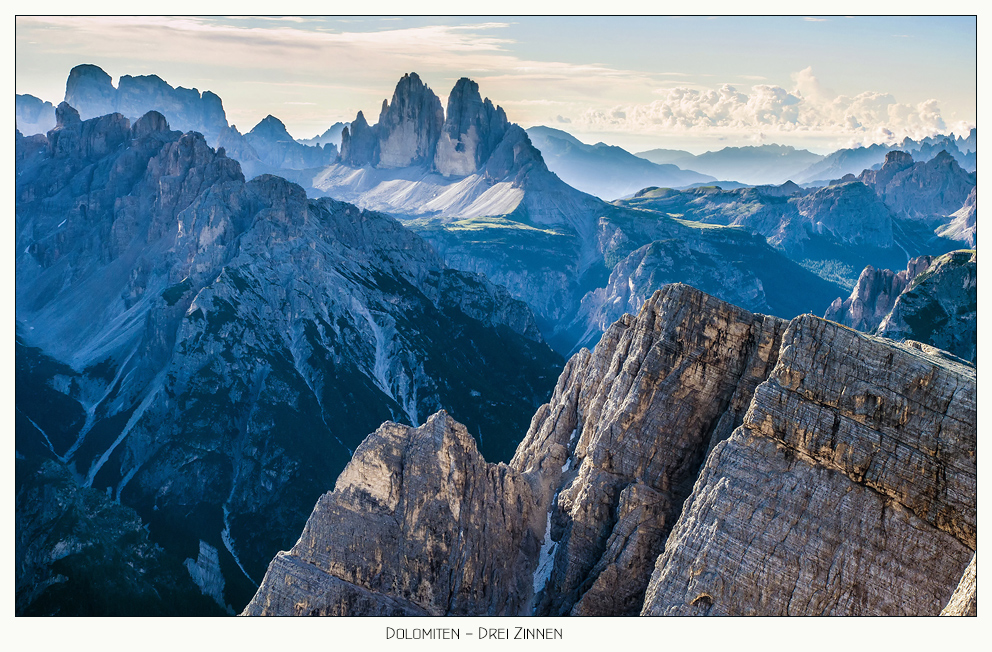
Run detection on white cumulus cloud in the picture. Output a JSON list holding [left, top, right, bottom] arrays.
[[571, 66, 953, 145]]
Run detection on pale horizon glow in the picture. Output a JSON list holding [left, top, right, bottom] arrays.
[[14, 15, 977, 155]]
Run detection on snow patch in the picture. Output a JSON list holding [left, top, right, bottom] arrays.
[[352, 300, 418, 425], [16, 407, 59, 459], [532, 499, 558, 599], [222, 505, 258, 587], [83, 369, 165, 487], [311, 164, 524, 219]]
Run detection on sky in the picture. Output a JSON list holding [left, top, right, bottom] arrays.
[[14, 14, 978, 154]]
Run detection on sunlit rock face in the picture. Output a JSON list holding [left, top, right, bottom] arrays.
[[245, 284, 975, 617], [339, 73, 444, 169], [434, 78, 510, 177]]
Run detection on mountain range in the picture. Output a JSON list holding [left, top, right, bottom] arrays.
[[16, 105, 561, 614], [525, 126, 715, 199], [15, 63, 979, 617], [615, 149, 975, 290], [792, 130, 977, 185], [637, 143, 825, 186], [277, 72, 851, 352]]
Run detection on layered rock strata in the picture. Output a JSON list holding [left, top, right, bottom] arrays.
[[519, 286, 788, 616], [243, 412, 544, 616], [641, 317, 976, 615], [246, 283, 976, 617]]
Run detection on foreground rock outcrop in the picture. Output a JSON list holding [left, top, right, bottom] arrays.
[[641, 318, 976, 615], [245, 283, 976, 616], [243, 412, 543, 616]]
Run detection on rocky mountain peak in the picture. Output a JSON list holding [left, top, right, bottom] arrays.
[[825, 250, 976, 361], [434, 77, 510, 177], [48, 101, 130, 160], [62, 64, 229, 145], [131, 110, 172, 138], [64, 64, 116, 119], [860, 147, 976, 222], [876, 250, 977, 361], [335, 72, 544, 184], [884, 149, 915, 168], [16, 94, 58, 136], [373, 71, 444, 168], [339, 110, 376, 166], [824, 255, 933, 331], [248, 115, 293, 141], [794, 180, 894, 249], [54, 101, 82, 128], [932, 149, 955, 164]]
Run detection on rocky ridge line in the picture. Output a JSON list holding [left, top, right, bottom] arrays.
[[245, 282, 974, 616]]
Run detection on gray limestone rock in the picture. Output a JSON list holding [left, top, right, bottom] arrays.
[[375, 73, 445, 169], [940, 555, 977, 616], [339, 111, 377, 167], [243, 412, 544, 616], [246, 283, 976, 617], [640, 316, 976, 615], [65, 64, 229, 145], [434, 78, 509, 177], [519, 285, 788, 616]]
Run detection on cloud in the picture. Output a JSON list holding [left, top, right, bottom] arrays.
[[16, 18, 967, 150], [804, 17, 829, 22], [555, 114, 571, 124], [571, 68, 952, 145]]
